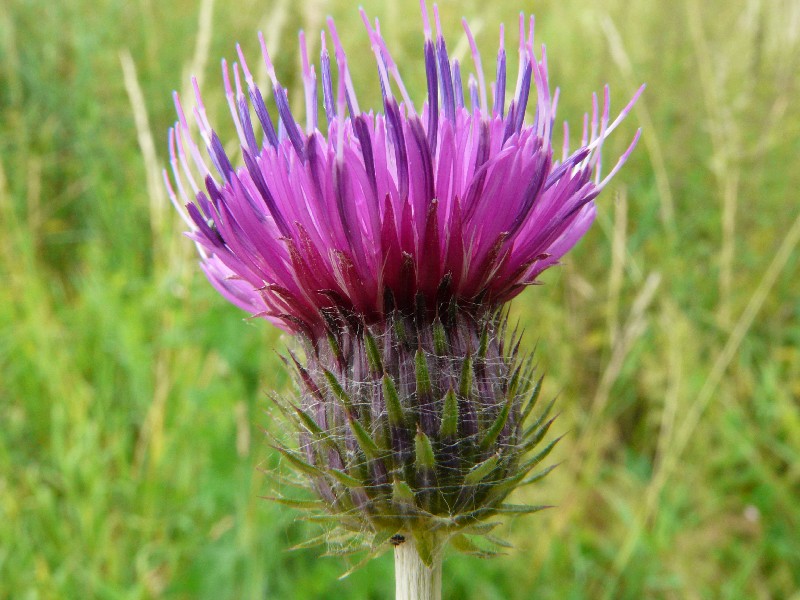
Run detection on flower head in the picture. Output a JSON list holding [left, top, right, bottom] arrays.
[[165, 4, 641, 338], [166, 3, 642, 571]]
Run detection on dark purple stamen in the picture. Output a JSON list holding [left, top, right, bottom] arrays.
[[452, 60, 465, 108], [249, 86, 279, 148], [563, 187, 600, 220], [508, 144, 550, 235], [203, 174, 225, 212], [353, 115, 378, 199], [334, 162, 366, 260], [230, 170, 268, 223], [237, 95, 259, 156], [187, 200, 224, 247], [469, 79, 483, 116], [513, 62, 532, 133], [503, 102, 517, 142], [544, 147, 591, 190], [307, 76, 318, 132], [320, 44, 336, 124], [305, 135, 327, 208], [209, 131, 234, 181], [469, 80, 480, 113], [436, 37, 456, 123], [242, 148, 292, 237], [376, 65, 390, 101], [408, 116, 435, 225], [384, 98, 409, 203], [273, 85, 306, 160], [424, 40, 439, 149], [344, 88, 357, 120], [461, 121, 491, 221], [196, 188, 215, 220], [494, 47, 506, 118]]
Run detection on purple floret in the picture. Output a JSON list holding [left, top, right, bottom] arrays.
[[164, 2, 643, 337]]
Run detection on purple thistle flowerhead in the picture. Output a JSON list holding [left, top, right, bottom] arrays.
[[165, 3, 642, 338], [165, 2, 643, 571]]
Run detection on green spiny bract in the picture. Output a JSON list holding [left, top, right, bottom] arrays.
[[271, 305, 558, 567]]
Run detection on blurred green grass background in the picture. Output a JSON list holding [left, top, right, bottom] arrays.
[[1, 0, 798, 598]]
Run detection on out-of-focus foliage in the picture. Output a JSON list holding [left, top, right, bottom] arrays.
[[1, 0, 797, 598]]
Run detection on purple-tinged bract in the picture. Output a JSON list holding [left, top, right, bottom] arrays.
[[165, 5, 642, 337]]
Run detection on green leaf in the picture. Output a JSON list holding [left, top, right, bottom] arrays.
[[392, 477, 416, 506], [482, 445, 560, 503], [264, 496, 325, 510], [478, 323, 490, 359], [519, 436, 563, 476], [495, 504, 552, 515], [450, 533, 502, 558], [338, 551, 380, 580], [414, 427, 436, 471], [457, 501, 551, 522], [412, 531, 436, 567], [322, 540, 370, 557], [479, 393, 514, 450], [459, 521, 502, 536], [464, 452, 501, 486], [326, 468, 364, 488], [450, 533, 482, 554], [433, 319, 447, 355], [326, 331, 343, 363], [480, 469, 525, 502], [523, 398, 557, 440], [288, 531, 331, 551], [302, 514, 362, 529], [262, 478, 314, 498], [292, 405, 340, 450], [364, 330, 383, 374], [520, 375, 544, 424], [288, 353, 326, 401], [415, 349, 432, 397], [348, 417, 381, 459], [521, 463, 560, 486], [523, 428, 564, 468], [392, 315, 407, 343], [268, 395, 302, 428], [382, 374, 406, 427], [292, 405, 324, 437], [506, 362, 523, 401], [272, 446, 324, 477], [439, 388, 459, 438], [522, 417, 557, 456], [324, 369, 353, 413], [292, 406, 346, 460], [485, 534, 514, 549]]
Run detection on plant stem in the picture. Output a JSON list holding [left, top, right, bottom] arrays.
[[394, 538, 442, 600]]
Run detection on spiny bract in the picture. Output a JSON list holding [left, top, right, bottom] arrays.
[[271, 302, 558, 567]]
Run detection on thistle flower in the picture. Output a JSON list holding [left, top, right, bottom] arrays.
[[165, 2, 640, 595]]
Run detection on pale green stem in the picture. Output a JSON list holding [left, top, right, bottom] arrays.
[[394, 538, 442, 600]]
